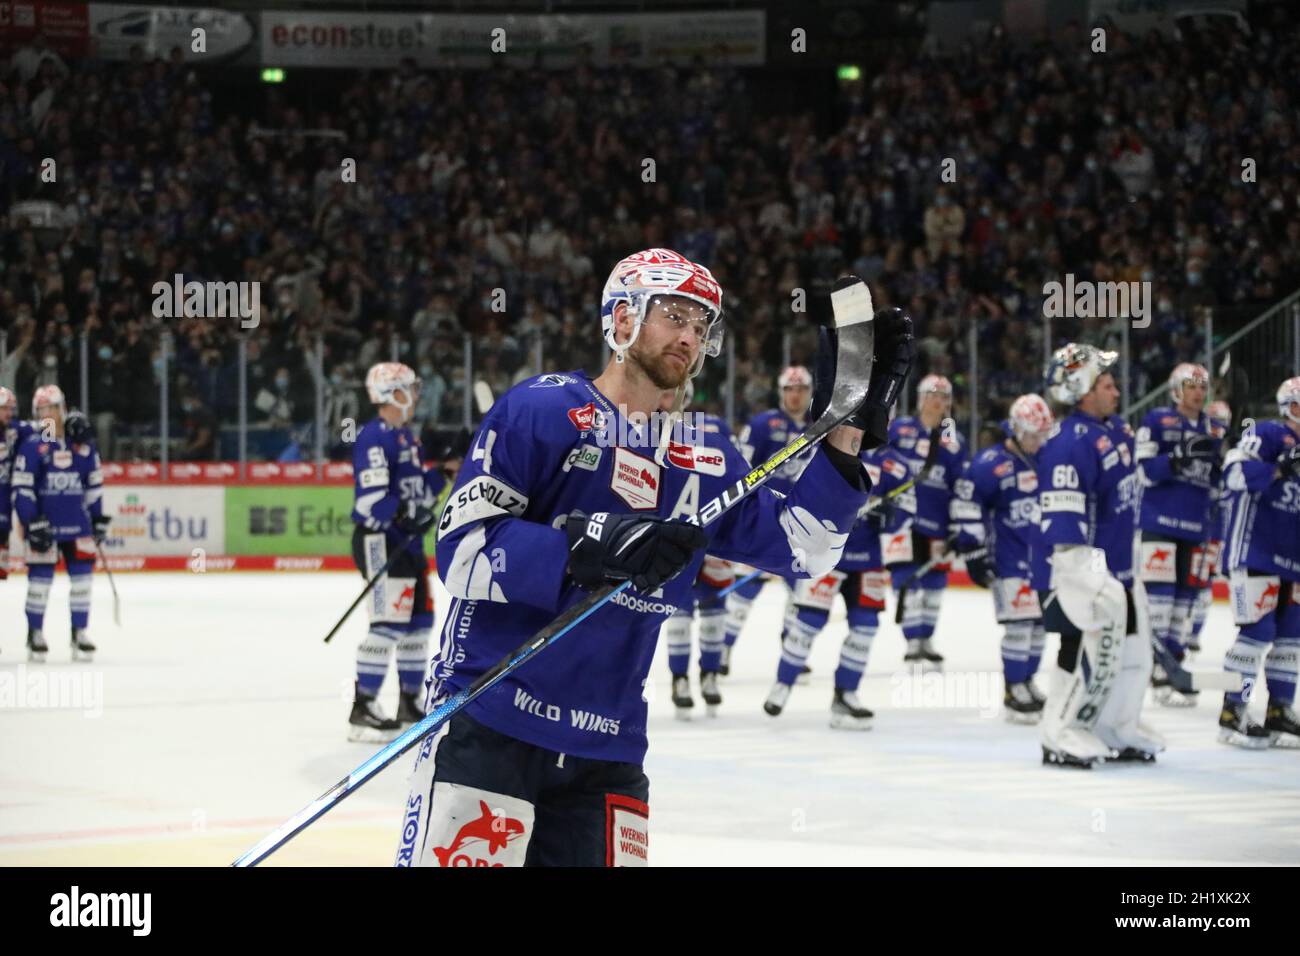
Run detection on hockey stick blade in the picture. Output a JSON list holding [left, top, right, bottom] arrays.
[[234, 298, 876, 867], [1150, 637, 1243, 693]]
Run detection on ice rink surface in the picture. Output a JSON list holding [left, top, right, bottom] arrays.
[[1, 571, 1298, 867]]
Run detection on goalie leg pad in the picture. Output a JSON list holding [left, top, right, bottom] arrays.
[[1095, 603, 1165, 757]]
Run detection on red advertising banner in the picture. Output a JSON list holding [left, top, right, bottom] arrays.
[[0, 1, 90, 58]]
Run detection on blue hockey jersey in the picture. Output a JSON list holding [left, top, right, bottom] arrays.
[[1135, 406, 1219, 541], [887, 415, 966, 539], [351, 417, 437, 556], [961, 441, 1041, 579], [1031, 411, 1138, 590], [0, 420, 36, 531], [843, 445, 915, 570], [737, 407, 811, 495], [12, 430, 104, 539], [1222, 420, 1300, 580], [431, 371, 870, 763]]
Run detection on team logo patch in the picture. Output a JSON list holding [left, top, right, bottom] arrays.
[[1094, 435, 1112, 453], [563, 445, 603, 473], [605, 793, 649, 867], [665, 442, 725, 476], [428, 787, 533, 868], [1160, 415, 1179, 426], [994, 460, 1014, 477], [1140, 542, 1176, 583], [531, 373, 576, 388], [883, 458, 908, 479], [53, 450, 73, 468], [611, 447, 660, 510], [882, 531, 911, 564], [1016, 470, 1038, 492], [568, 403, 598, 432]]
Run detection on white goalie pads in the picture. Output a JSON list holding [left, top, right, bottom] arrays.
[[1050, 545, 1126, 633]]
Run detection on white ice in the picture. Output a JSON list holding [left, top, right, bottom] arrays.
[[1, 572, 1297, 866]]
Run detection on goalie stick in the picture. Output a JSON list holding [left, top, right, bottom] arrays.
[[1150, 634, 1243, 693], [233, 276, 878, 867]]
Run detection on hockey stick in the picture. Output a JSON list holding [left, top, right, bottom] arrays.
[[233, 278, 878, 867], [321, 531, 418, 644], [1149, 635, 1243, 693], [95, 541, 121, 627]]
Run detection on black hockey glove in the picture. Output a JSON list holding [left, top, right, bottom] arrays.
[[26, 518, 53, 553], [964, 551, 995, 589], [92, 514, 111, 544], [864, 495, 895, 532], [1169, 433, 1216, 475], [566, 511, 706, 594], [64, 409, 93, 445], [811, 308, 915, 451], [396, 500, 437, 535], [1280, 444, 1300, 481]]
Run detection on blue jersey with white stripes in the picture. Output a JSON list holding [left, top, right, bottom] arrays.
[[351, 417, 437, 556], [12, 429, 103, 539], [887, 416, 967, 539], [0, 419, 36, 531], [961, 441, 1041, 579], [737, 407, 811, 495], [842, 445, 914, 570], [1135, 406, 1220, 541], [431, 370, 870, 763], [1222, 419, 1300, 580]]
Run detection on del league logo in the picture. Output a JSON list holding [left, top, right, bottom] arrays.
[[666, 442, 725, 476]]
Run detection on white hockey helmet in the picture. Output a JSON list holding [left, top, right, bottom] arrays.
[[32, 383, 65, 417], [1206, 399, 1231, 426], [1007, 392, 1054, 440], [365, 362, 419, 411], [778, 365, 812, 389], [0, 386, 16, 417], [1168, 362, 1209, 404], [917, 373, 953, 397], [1046, 343, 1118, 405], [1278, 376, 1300, 424], [600, 248, 723, 374]]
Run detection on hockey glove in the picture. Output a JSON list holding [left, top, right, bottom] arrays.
[[26, 518, 53, 554], [92, 514, 112, 544], [566, 511, 706, 594], [1169, 433, 1216, 475], [811, 308, 915, 450], [1280, 444, 1300, 481], [964, 551, 995, 589], [863, 496, 895, 532], [65, 409, 93, 446], [396, 500, 437, 535]]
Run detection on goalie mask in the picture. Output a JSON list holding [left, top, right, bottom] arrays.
[[1046, 343, 1117, 405]]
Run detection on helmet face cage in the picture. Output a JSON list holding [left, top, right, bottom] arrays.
[[601, 249, 723, 371], [1046, 343, 1118, 405], [1168, 363, 1209, 404], [1279, 376, 1300, 424], [366, 363, 420, 413], [32, 384, 66, 418]]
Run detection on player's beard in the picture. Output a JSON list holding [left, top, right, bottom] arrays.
[[629, 340, 692, 390]]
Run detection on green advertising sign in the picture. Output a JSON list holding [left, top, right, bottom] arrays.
[[224, 486, 355, 555]]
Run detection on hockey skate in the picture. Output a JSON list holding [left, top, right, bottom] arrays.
[[1040, 666, 1115, 769], [671, 674, 694, 720], [1217, 697, 1270, 750], [348, 683, 401, 742], [699, 670, 722, 716], [1004, 682, 1043, 725], [26, 627, 48, 663], [830, 687, 873, 730], [1041, 727, 1113, 769], [903, 639, 924, 667], [919, 639, 944, 672], [718, 644, 732, 677], [763, 680, 792, 717], [71, 628, 95, 662], [1265, 700, 1300, 749], [396, 689, 424, 726], [1024, 676, 1046, 706], [1103, 720, 1165, 763], [1151, 661, 1198, 708]]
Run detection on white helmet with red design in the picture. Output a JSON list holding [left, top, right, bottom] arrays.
[[917, 373, 953, 397], [0, 386, 16, 419], [1168, 362, 1209, 404], [32, 384, 65, 417], [778, 365, 812, 390], [1007, 392, 1054, 440], [1046, 343, 1117, 404], [600, 248, 723, 375], [1278, 376, 1300, 424], [365, 362, 419, 411]]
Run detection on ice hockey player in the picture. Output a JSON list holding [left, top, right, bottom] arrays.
[[1134, 363, 1220, 707], [12, 388, 108, 662], [720, 366, 814, 674], [1216, 377, 1300, 748], [660, 398, 736, 718], [884, 374, 966, 667], [956, 393, 1054, 723], [398, 249, 914, 866], [762, 424, 915, 729], [348, 362, 439, 742], [0, 387, 35, 601], [1035, 344, 1163, 767], [1186, 399, 1233, 655]]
